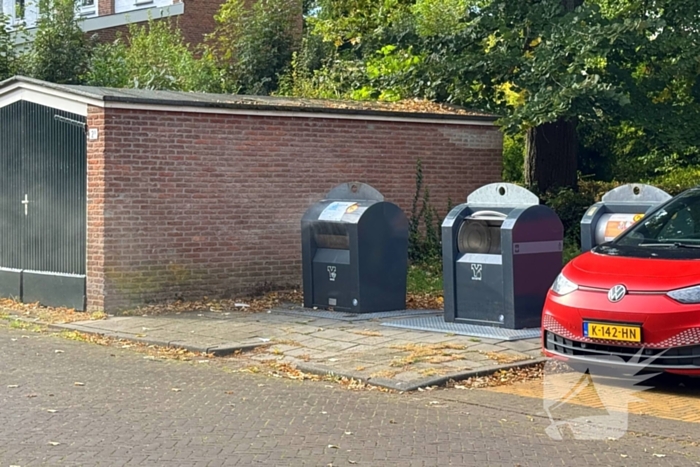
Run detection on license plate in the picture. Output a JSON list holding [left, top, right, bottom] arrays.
[[583, 321, 641, 343]]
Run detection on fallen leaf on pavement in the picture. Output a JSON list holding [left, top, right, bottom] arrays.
[[344, 431, 353, 435], [47, 409, 57, 413], [7, 385, 19, 388], [446, 363, 544, 389], [48, 441, 60, 446], [74, 382, 85, 386], [54, 350, 64, 354], [328, 445, 339, 449], [621, 454, 628, 458], [653, 454, 666, 458], [349, 460, 357, 464], [171, 388, 182, 392]]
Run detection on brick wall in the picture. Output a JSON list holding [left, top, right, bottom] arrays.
[[88, 107, 502, 311]]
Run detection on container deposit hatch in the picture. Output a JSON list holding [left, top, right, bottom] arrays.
[[442, 183, 563, 329], [301, 182, 409, 313]]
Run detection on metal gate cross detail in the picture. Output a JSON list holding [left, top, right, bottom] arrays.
[[21, 194, 29, 216]]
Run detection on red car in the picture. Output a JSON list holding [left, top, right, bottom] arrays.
[[543, 187, 700, 375]]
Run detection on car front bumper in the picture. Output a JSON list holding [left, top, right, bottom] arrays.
[[542, 289, 700, 375]]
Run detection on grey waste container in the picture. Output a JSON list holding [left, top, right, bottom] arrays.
[[301, 182, 409, 313], [442, 183, 563, 329], [580, 183, 671, 252]]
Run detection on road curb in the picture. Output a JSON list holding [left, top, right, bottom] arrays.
[[48, 322, 267, 356], [297, 357, 548, 392]]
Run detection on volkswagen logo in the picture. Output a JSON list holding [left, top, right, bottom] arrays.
[[608, 284, 627, 303]]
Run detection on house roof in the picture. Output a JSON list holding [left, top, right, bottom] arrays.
[[0, 76, 498, 125]]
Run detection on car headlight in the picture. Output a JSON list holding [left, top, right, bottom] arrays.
[[551, 273, 578, 295], [667, 285, 700, 304]]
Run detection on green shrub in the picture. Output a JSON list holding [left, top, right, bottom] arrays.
[[502, 132, 524, 183], [408, 158, 449, 266], [645, 166, 700, 196], [86, 19, 219, 92], [204, 0, 300, 95], [541, 179, 616, 260]]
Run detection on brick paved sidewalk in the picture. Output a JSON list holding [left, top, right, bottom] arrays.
[[3, 324, 700, 466], [48, 306, 544, 390]]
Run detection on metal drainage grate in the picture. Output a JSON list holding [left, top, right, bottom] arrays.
[[381, 316, 541, 341], [272, 308, 441, 321]]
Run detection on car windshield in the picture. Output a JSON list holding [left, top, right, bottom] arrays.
[[614, 189, 700, 248]]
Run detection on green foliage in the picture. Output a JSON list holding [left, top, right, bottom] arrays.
[[407, 262, 443, 295], [408, 158, 444, 265], [286, 0, 700, 184], [416, 0, 639, 133], [349, 44, 425, 102], [86, 19, 218, 91], [276, 35, 359, 99], [502, 132, 524, 183], [0, 14, 15, 81], [412, 0, 478, 36], [562, 239, 581, 265], [646, 167, 700, 197], [310, 0, 415, 56], [205, 0, 300, 95], [541, 179, 616, 246], [29, 0, 91, 84]]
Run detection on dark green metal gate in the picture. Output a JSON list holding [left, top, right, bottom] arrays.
[[0, 101, 87, 310]]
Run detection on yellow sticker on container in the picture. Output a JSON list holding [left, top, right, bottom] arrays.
[[346, 203, 359, 214]]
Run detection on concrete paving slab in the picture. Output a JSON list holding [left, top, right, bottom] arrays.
[[468, 343, 512, 353], [62, 308, 546, 391]]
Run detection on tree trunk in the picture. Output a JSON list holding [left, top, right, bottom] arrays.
[[522, 0, 582, 194], [524, 118, 578, 193]]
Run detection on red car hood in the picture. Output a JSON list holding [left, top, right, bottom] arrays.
[[566, 251, 700, 291]]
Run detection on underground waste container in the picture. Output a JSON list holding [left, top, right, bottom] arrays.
[[580, 183, 672, 252], [442, 183, 563, 329], [301, 182, 409, 313]]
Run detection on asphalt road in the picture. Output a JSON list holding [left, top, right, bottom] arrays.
[[2, 324, 700, 466]]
